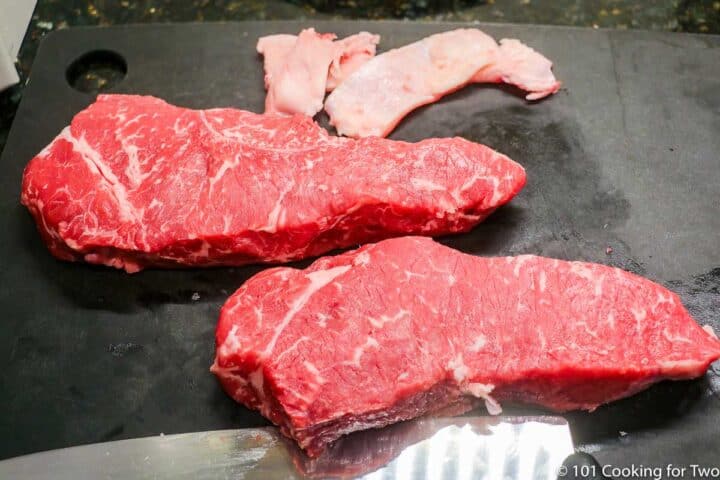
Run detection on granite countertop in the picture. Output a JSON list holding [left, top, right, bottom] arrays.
[[1, 0, 719, 155]]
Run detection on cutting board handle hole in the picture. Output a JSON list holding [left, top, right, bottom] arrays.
[[66, 50, 127, 94]]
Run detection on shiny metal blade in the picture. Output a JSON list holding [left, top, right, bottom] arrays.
[[0, 416, 573, 479]]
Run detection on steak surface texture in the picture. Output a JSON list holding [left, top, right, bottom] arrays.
[[21, 95, 524, 272], [212, 236, 720, 456]]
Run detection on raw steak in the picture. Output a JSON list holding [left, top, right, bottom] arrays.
[[212, 236, 720, 457], [325, 29, 561, 138], [258, 29, 380, 116], [20, 95, 525, 273]]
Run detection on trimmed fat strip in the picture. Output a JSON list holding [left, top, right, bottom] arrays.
[[326, 32, 380, 91], [257, 29, 380, 116], [258, 28, 336, 117], [20, 95, 525, 272], [212, 236, 720, 457], [325, 28, 561, 138]]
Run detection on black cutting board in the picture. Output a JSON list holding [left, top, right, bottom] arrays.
[[1, 21, 719, 469]]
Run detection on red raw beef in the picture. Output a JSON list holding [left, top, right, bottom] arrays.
[[20, 95, 525, 272], [212, 236, 720, 457]]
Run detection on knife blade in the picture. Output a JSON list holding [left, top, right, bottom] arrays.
[[0, 416, 575, 479]]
